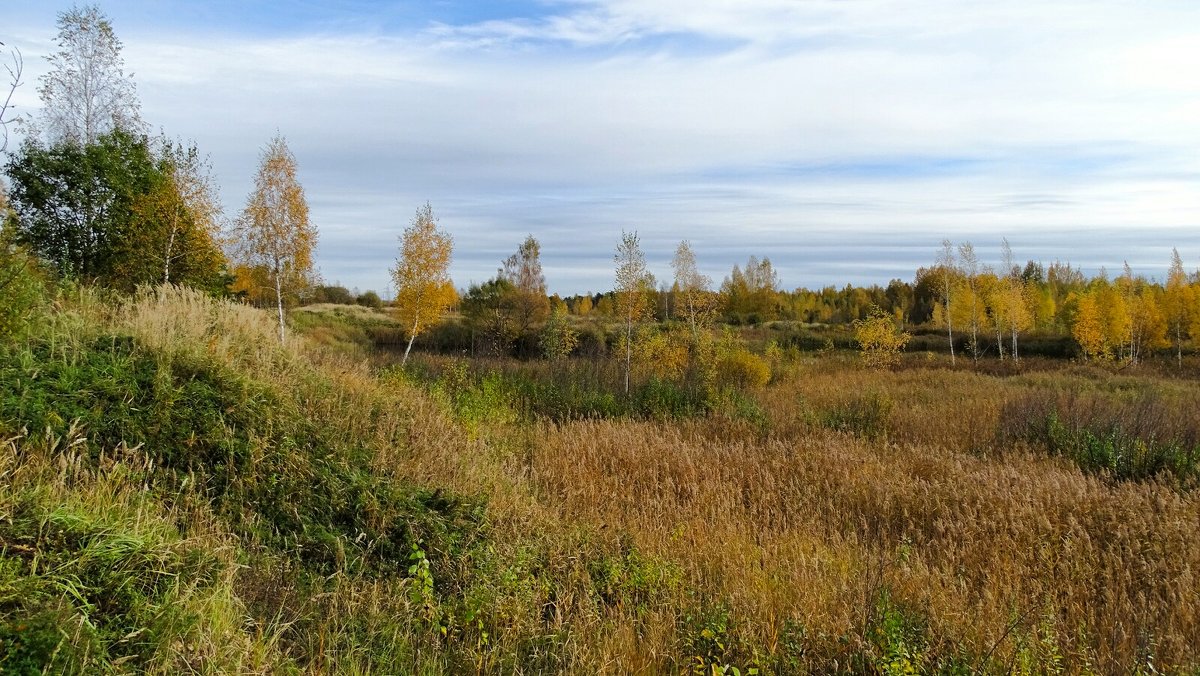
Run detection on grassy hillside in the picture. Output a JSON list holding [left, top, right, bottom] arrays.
[[1, 285, 1198, 673]]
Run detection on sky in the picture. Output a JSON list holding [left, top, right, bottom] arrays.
[[3, 0, 1200, 296]]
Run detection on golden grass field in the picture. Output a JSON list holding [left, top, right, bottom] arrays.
[[2, 287, 1198, 673]]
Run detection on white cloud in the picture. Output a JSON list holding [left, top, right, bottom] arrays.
[[4, 1, 1199, 294]]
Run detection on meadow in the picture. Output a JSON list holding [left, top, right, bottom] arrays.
[[1, 289, 1199, 674]]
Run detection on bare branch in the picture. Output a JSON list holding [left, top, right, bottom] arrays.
[[0, 42, 23, 154]]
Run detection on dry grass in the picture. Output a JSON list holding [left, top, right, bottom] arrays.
[[498, 350, 1200, 672], [527, 415, 1200, 670], [5, 287, 1199, 673]]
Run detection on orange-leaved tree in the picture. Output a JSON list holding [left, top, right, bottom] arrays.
[[235, 134, 314, 343], [392, 202, 456, 365], [499, 234, 549, 337]]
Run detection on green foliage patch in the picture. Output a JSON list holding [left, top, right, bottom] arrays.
[[0, 331, 485, 577], [999, 390, 1200, 483]]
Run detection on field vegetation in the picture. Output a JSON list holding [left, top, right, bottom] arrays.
[[2, 272, 1198, 673]]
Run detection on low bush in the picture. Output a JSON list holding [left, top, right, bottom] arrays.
[[999, 390, 1200, 483], [0, 246, 46, 341], [810, 390, 893, 441], [714, 349, 771, 390]]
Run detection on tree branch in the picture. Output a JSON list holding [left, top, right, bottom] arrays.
[[0, 42, 23, 154]]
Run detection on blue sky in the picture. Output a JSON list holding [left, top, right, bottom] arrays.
[[4, 1, 1200, 295]]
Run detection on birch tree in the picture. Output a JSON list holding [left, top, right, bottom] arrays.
[[37, 5, 143, 145], [392, 203, 455, 365], [0, 41, 22, 154], [999, 238, 1032, 362], [936, 239, 957, 365], [123, 140, 224, 288], [614, 231, 654, 395], [671, 240, 716, 340], [1164, 248, 1192, 370], [957, 241, 984, 362], [499, 234, 549, 336], [236, 135, 314, 343]]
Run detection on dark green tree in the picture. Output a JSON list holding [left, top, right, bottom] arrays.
[[5, 129, 156, 281], [5, 130, 226, 290], [460, 277, 518, 356]]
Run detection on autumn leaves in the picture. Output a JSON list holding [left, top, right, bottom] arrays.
[[391, 204, 455, 364]]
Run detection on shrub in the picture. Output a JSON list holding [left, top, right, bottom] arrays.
[[815, 390, 893, 440], [993, 389, 1200, 485], [356, 290, 384, 309], [999, 390, 1200, 483], [308, 285, 356, 305], [853, 305, 910, 369], [0, 245, 46, 341], [715, 349, 771, 390]]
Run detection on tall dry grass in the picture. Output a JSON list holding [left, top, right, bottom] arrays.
[[527, 413, 1200, 671]]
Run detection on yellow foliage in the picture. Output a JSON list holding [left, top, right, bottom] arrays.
[[234, 135, 315, 342], [391, 203, 456, 362], [236, 135, 314, 289], [715, 348, 771, 389], [853, 305, 911, 369], [1072, 292, 1109, 360], [632, 327, 690, 380]]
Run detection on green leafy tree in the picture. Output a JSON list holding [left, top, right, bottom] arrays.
[[461, 277, 518, 356], [5, 129, 157, 281]]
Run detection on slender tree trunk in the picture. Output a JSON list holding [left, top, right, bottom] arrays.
[[274, 265, 285, 344], [1011, 326, 1019, 364], [970, 303, 979, 364], [624, 313, 632, 396], [402, 314, 420, 366], [1177, 325, 1183, 370], [163, 218, 177, 284], [688, 298, 697, 343], [945, 296, 955, 365], [996, 321, 1004, 361]]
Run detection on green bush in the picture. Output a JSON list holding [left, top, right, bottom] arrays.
[[356, 290, 384, 309], [815, 391, 892, 440], [999, 391, 1200, 483], [0, 246, 46, 341]]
